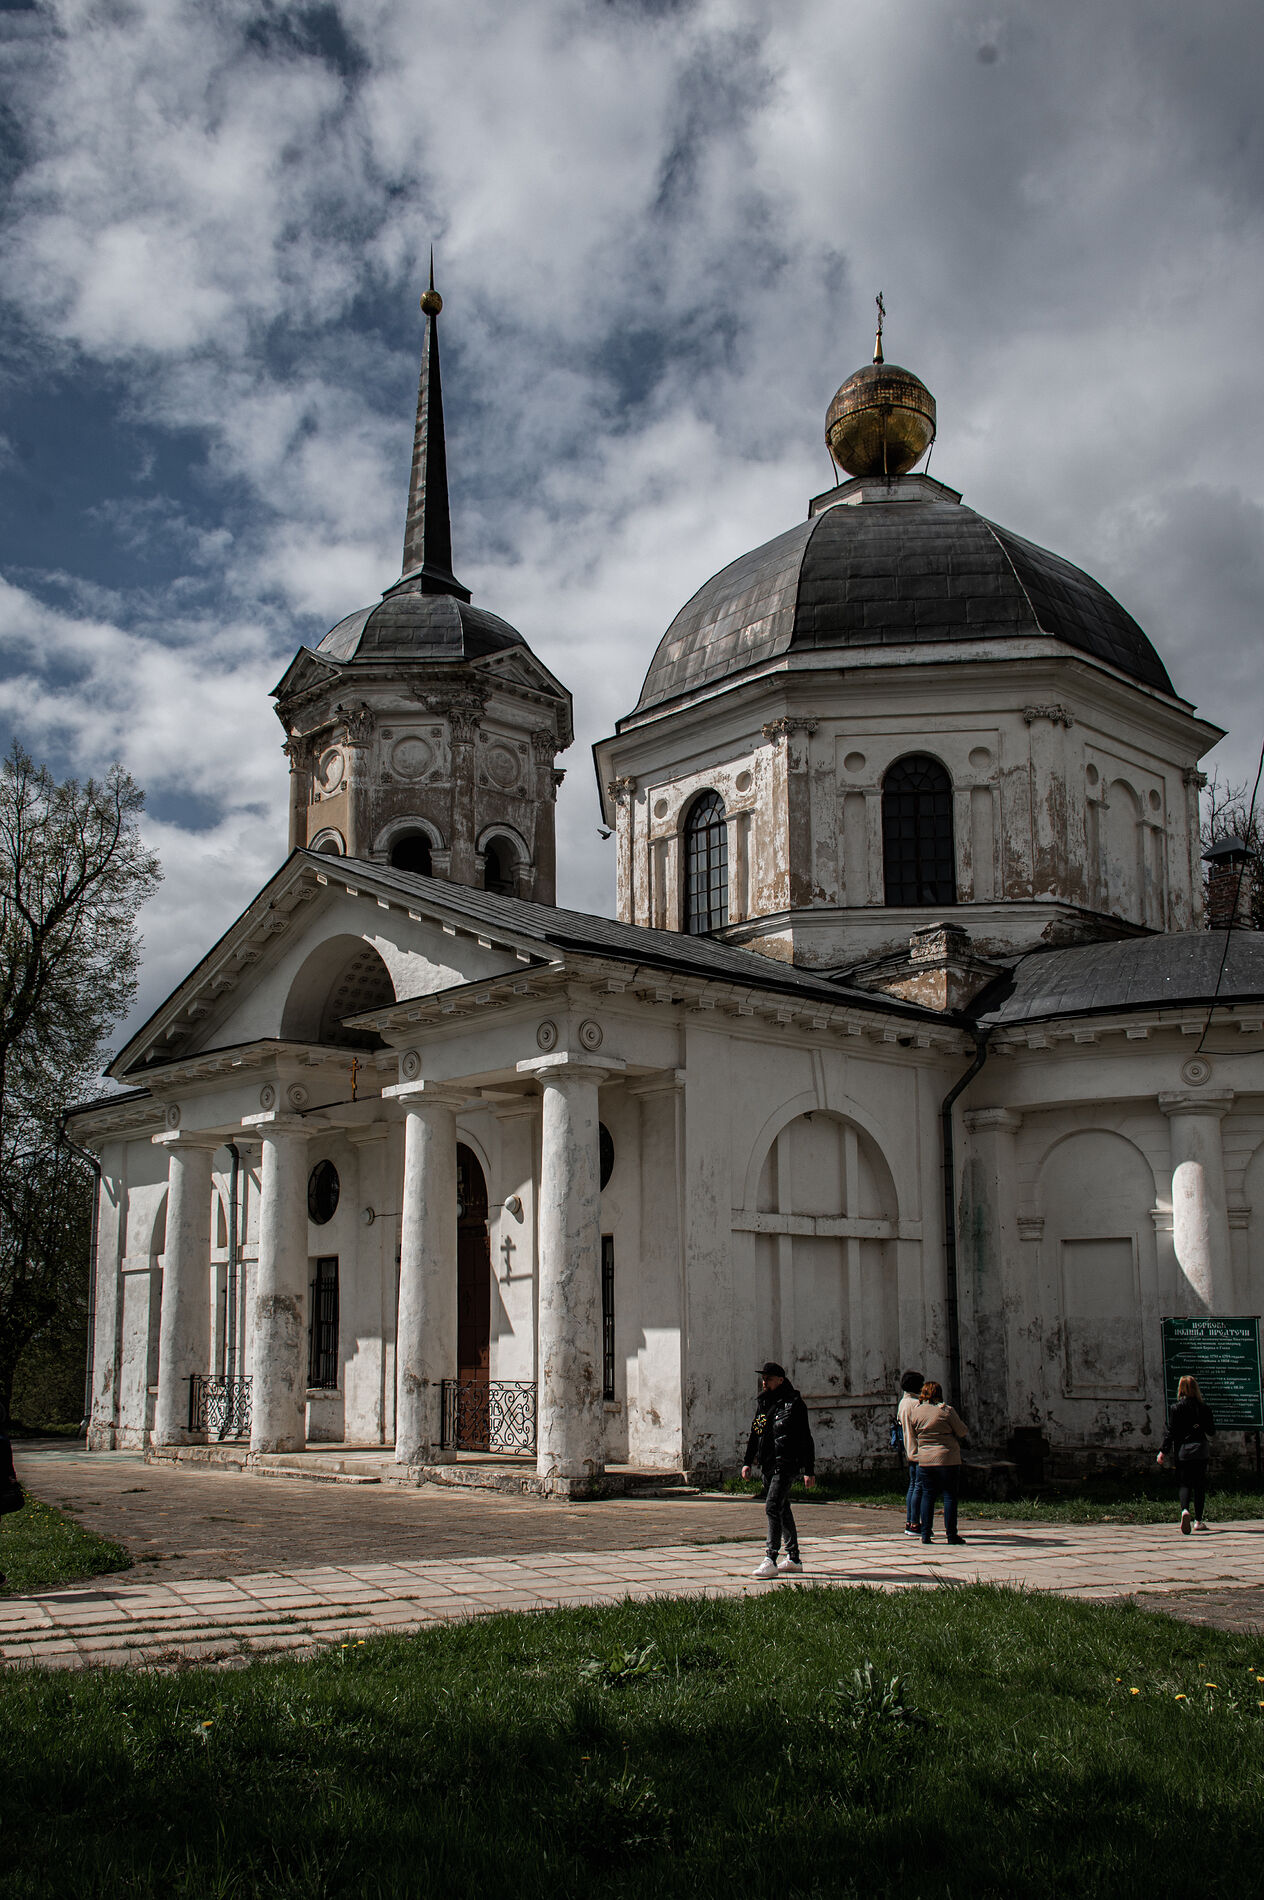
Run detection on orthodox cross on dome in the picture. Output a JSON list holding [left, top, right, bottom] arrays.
[[873, 290, 885, 365], [401, 249, 471, 600]]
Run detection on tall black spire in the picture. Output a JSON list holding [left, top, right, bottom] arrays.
[[400, 253, 470, 599]]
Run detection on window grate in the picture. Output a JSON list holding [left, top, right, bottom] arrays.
[[308, 1256, 339, 1390], [881, 754, 956, 906], [601, 1234, 615, 1402], [684, 791, 729, 934]]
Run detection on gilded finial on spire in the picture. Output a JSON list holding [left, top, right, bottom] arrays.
[[420, 247, 442, 317], [825, 296, 936, 479]]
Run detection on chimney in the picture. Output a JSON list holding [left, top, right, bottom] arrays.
[[1204, 835, 1254, 929]]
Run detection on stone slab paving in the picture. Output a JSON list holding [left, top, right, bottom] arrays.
[[2, 1520, 1261, 1672], [9, 1444, 882, 1577]]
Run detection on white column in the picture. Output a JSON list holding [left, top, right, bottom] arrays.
[[152, 1134, 216, 1446], [87, 1141, 126, 1451], [518, 1054, 615, 1484], [348, 1121, 391, 1445], [383, 1082, 462, 1465], [1159, 1090, 1234, 1313], [242, 1112, 309, 1453]]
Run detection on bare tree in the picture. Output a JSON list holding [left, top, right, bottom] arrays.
[[1200, 767, 1264, 929], [0, 745, 161, 1422]]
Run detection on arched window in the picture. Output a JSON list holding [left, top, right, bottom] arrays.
[[683, 791, 729, 934], [390, 831, 432, 877], [882, 755, 956, 906], [482, 838, 516, 897]]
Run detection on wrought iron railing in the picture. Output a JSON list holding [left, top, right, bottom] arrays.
[[440, 1379, 536, 1455], [189, 1374, 253, 1440]]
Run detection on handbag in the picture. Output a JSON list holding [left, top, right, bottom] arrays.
[[0, 1477, 25, 1516], [889, 1412, 902, 1452], [1176, 1437, 1209, 1464]]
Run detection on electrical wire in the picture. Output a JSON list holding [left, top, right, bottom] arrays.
[[1195, 728, 1264, 1056]]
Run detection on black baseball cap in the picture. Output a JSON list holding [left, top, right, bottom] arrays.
[[757, 1361, 787, 1379]]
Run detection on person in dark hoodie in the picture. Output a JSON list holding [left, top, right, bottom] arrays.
[[742, 1361, 816, 1578]]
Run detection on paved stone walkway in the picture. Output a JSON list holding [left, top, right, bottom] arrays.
[[3, 1517, 1261, 1672], [12, 1446, 879, 1576]]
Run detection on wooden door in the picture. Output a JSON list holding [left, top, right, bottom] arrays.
[[456, 1145, 491, 1447]]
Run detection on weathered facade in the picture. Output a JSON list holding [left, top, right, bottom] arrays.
[[69, 303, 1264, 1488]]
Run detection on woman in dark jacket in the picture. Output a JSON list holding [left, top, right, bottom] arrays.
[[1158, 1374, 1216, 1534]]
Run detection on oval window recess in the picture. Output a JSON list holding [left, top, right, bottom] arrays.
[[843, 752, 866, 774], [308, 1160, 340, 1226], [968, 746, 992, 771], [734, 770, 753, 794], [599, 1123, 615, 1191]]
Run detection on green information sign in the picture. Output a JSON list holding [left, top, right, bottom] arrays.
[[1160, 1317, 1264, 1431]]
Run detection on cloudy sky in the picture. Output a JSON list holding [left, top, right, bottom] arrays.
[[2, 0, 1263, 1039]]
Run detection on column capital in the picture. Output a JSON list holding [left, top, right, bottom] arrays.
[[240, 1111, 310, 1134], [516, 1053, 626, 1085], [963, 1107, 1023, 1133], [381, 1080, 468, 1107], [152, 1130, 222, 1151], [1158, 1088, 1235, 1120]]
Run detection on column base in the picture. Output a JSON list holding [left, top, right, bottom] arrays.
[[395, 1439, 438, 1467]]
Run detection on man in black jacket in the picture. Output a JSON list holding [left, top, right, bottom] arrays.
[[742, 1361, 816, 1577]]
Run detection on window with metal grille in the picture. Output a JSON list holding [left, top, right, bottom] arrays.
[[601, 1235, 615, 1402], [881, 755, 957, 906], [308, 1256, 339, 1390], [683, 791, 729, 934]]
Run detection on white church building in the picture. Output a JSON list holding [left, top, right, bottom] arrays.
[[70, 288, 1264, 1490]]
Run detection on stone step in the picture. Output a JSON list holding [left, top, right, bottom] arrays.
[[144, 1444, 690, 1498]]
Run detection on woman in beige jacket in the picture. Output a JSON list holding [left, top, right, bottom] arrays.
[[906, 1381, 969, 1544]]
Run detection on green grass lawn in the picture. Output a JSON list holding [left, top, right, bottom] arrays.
[[720, 1468, 1264, 1522], [0, 1493, 132, 1596], [4, 1586, 1264, 1898]]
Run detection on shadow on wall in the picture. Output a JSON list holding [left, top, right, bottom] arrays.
[[280, 935, 396, 1051]]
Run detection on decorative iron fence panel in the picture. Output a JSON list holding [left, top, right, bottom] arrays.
[[189, 1375, 253, 1440], [440, 1380, 536, 1454]]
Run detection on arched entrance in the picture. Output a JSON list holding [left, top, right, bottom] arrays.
[[456, 1144, 491, 1446]]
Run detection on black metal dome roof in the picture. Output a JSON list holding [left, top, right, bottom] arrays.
[[316, 576, 527, 666], [633, 479, 1174, 713]]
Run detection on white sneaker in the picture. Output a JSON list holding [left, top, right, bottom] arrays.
[[752, 1557, 779, 1579], [1194, 1520, 1209, 1532], [777, 1556, 804, 1575], [1180, 1510, 1192, 1535]]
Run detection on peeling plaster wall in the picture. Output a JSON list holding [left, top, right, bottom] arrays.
[[600, 653, 1216, 968]]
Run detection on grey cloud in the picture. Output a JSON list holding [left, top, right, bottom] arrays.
[[1, 0, 1262, 1031]]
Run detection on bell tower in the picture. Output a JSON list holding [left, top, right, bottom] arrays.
[[272, 263, 573, 901]]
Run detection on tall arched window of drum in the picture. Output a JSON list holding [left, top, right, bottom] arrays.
[[881, 754, 956, 906], [683, 791, 729, 934]]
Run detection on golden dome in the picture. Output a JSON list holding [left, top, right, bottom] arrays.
[[825, 310, 936, 478]]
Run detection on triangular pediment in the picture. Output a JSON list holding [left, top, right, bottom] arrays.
[[111, 852, 555, 1081], [272, 647, 343, 700]]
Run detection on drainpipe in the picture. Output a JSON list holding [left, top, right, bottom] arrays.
[[939, 1030, 990, 1413], [224, 1142, 241, 1382], [61, 1127, 103, 1433]]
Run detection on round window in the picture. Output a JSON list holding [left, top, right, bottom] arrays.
[[599, 1123, 615, 1191], [307, 1160, 340, 1226]]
